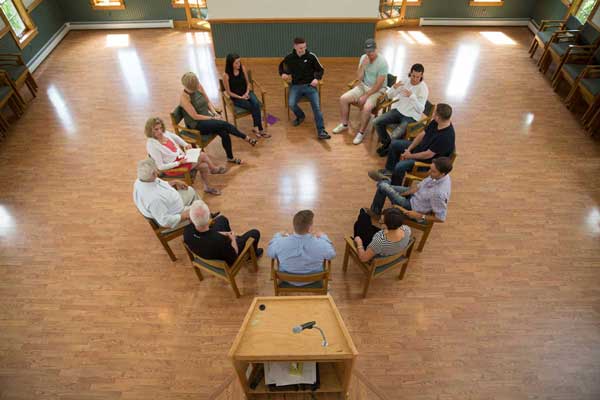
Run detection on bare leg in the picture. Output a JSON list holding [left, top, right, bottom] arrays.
[[198, 152, 216, 171], [339, 95, 352, 125], [359, 103, 375, 133]]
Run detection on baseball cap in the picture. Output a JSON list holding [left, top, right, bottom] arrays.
[[365, 38, 377, 52]]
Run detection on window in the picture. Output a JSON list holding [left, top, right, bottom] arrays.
[[469, 0, 504, 6], [172, 0, 206, 7], [90, 0, 125, 10], [405, 0, 422, 5], [0, 0, 37, 48], [574, 0, 597, 23]]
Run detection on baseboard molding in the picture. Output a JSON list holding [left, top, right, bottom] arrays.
[[420, 17, 530, 27], [67, 19, 173, 30], [27, 22, 70, 72]]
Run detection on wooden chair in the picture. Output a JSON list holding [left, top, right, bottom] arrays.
[[270, 258, 331, 296], [142, 215, 190, 262], [170, 106, 217, 149], [0, 73, 24, 136], [380, 100, 435, 141], [0, 53, 37, 104], [585, 101, 600, 135], [184, 238, 258, 298], [402, 152, 457, 186], [346, 74, 397, 134], [529, 15, 582, 59], [219, 70, 268, 130], [342, 236, 416, 298], [283, 79, 322, 120], [552, 46, 600, 94], [157, 166, 197, 186], [565, 64, 600, 124], [539, 22, 600, 82]]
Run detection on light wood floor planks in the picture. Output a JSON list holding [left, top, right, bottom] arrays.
[[0, 27, 599, 399]]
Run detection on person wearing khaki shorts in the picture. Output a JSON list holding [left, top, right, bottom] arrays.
[[333, 39, 389, 145]]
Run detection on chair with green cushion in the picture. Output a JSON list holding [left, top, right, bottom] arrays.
[[565, 66, 600, 126], [539, 22, 600, 81], [284, 79, 323, 120], [184, 238, 258, 298], [342, 236, 416, 298], [553, 46, 600, 95], [142, 214, 190, 262], [529, 15, 582, 60], [219, 70, 268, 131], [270, 258, 331, 296], [0, 72, 24, 138], [170, 106, 216, 150], [0, 53, 37, 105]]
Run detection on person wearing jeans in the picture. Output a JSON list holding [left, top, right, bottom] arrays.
[[278, 37, 330, 140], [223, 53, 270, 138]]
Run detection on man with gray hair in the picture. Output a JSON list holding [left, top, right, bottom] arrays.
[[133, 158, 201, 228], [184, 200, 263, 266]]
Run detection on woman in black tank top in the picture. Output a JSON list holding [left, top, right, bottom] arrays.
[[224, 53, 270, 138]]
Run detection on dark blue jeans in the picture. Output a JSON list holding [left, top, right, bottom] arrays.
[[232, 91, 263, 131], [373, 109, 416, 145], [288, 84, 324, 132], [384, 139, 415, 185], [370, 182, 412, 215]]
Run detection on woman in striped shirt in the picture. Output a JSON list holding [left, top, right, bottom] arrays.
[[353, 207, 411, 262]]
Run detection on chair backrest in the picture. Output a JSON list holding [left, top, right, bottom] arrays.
[[218, 78, 226, 93], [565, 15, 583, 31], [424, 100, 435, 118], [171, 106, 185, 125], [185, 243, 230, 274], [371, 237, 416, 270], [592, 46, 600, 64], [386, 73, 397, 88], [143, 214, 161, 232], [579, 22, 600, 46], [271, 259, 330, 285]]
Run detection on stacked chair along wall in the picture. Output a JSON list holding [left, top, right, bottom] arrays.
[[270, 258, 331, 295], [0, 53, 37, 104], [142, 215, 190, 262], [342, 236, 416, 298], [347, 73, 397, 134], [586, 105, 600, 135], [283, 79, 322, 120], [170, 106, 217, 149], [553, 46, 600, 94], [0, 72, 24, 138], [219, 70, 268, 130], [565, 63, 600, 129], [539, 22, 600, 82], [529, 15, 583, 60], [184, 238, 258, 298]]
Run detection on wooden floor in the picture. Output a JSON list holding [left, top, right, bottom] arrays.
[[0, 27, 599, 400]]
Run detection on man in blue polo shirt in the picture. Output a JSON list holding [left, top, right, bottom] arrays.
[[368, 157, 453, 224]]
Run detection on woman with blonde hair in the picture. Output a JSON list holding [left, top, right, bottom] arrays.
[[180, 72, 256, 165], [145, 116, 225, 196]]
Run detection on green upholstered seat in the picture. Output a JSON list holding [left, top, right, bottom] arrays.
[[193, 257, 227, 276], [536, 30, 555, 45], [550, 42, 570, 57], [160, 220, 191, 235], [0, 85, 11, 100], [233, 99, 262, 116], [563, 64, 587, 79], [0, 64, 27, 81], [581, 78, 600, 95], [278, 280, 324, 289], [374, 255, 407, 275]]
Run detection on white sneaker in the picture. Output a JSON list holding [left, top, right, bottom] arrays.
[[332, 123, 348, 134], [353, 132, 365, 145]]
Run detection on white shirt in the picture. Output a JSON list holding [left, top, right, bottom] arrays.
[[133, 178, 184, 228], [385, 78, 429, 121], [146, 131, 189, 171]]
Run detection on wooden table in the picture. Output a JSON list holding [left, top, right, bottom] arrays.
[[229, 295, 358, 399]]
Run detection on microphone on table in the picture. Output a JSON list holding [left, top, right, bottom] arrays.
[[292, 321, 328, 347]]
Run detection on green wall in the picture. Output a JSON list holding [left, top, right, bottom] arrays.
[[0, 0, 65, 63], [57, 0, 185, 22], [211, 22, 376, 58], [530, 0, 569, 26], [404, 0, 536, 19]]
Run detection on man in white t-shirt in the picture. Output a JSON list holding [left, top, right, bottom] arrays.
[[373, 63, 429, 156]]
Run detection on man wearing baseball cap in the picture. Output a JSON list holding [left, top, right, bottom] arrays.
[[332, 38, 389, 145]]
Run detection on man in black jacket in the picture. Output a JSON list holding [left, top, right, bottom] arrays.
[[278, 37, 330, 139]]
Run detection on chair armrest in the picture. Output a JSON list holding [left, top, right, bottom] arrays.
[[582, 65, 600, 79], [378, 97, 398, 111], [0, 54, 23, 64], [413, 161, 431, 169], [252, 79, 267, 95], [539, 20, 565, 31], [347, 79, 359, 89], [160, 166, 189, 175], [344, 236, 359, 254]]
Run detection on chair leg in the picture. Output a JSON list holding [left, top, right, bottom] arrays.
[[398, 261, 409, 280], [8, 97, 22, 117], [416, 226, 432, 252], [528, 40, 537, 57], [159, 238, 177, 261], [193, 266, 204, 281], [25, 81, 36, 98], [229, 276, 241, 298], [27, 73, 38, 90], [0, 114, 9, 131], [249, 247, 258, 272], [342, 244, 350, 272], [362, 274, 373, 298]]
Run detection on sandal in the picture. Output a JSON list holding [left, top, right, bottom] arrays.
[[247, 137, 257, 146], [255, 131, 272, 139], [227, 158, 243, 165], [204, 187, 222, 196], [210, 166, 227, 174]]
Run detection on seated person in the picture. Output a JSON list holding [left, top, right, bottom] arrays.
[[368, 157, 453, 224], [369, 103, 455, 186], [145, 116, 225, 196], [373, 63, 429, 156], [184, 200, 263, 266], [353, 207, 412, 263], [223, 53, 270, 138], [267, 210, 336, 286], [180, 71, 257, 165], [332, 38, 389, 145], [278, 37, 329, 140], [133, 159, 200, 228]]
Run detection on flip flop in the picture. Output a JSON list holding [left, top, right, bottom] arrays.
[[247, 138, 257, 146], [204, 187, 221, 196], [210, 166, 227, 174], [227, 158, 243, 165], [255, 131, 272, 138]]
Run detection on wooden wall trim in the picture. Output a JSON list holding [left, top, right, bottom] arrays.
[[209, 17, 379, 24]]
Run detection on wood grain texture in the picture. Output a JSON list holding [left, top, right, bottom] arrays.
[[0, 27, 599, 399]]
